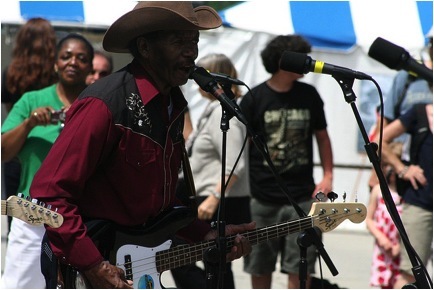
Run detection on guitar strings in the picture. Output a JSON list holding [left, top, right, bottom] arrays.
[[117, 240, 216, 278], [119, 210, 363, 279], [122, 219, 315, 277]]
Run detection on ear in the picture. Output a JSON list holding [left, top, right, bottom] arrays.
[[137, 37, 149, 58]]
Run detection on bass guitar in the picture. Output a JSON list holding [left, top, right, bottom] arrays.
[[1, 195, 63, 228], [63, 202, 366, 289]]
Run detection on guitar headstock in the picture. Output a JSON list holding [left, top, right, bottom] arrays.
[[309, 202, 366, 233], [3, 196, 64, 228]]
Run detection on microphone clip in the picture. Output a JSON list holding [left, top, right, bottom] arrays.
[[332, 74, 357, 103]]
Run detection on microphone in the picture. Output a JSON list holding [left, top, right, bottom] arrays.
[[280, 50, 372, 80], [209, 72, 246, 86], [368, 37, 433, 82], [189, 66, 248, 125]]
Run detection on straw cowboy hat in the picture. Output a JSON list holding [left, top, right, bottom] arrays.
[[103, 1, 222, 53]]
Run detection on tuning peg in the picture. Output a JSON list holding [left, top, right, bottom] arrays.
[[327, 191, 338, 202], [343, 192, 347, 202], [315, 191, 326, 202], [53, 208, 59, 219]]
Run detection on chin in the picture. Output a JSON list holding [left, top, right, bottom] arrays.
[[174, 78, 189, 87]]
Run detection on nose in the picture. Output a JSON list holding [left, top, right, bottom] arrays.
[[183, 43, 198, 59], [68, 56, 79, 65]]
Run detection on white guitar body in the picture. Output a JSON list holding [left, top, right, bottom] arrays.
[[116, 241, 172, 289]]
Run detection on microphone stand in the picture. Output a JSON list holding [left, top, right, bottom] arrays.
[[203, 83, 235, 289], [297, 231, 311, 289], [332, 75, 432, 289], [190, 68, 338, 287]]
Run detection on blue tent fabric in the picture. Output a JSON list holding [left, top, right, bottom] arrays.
[[3, 0, 433, 51], [417, 1, 434, 43], [290, 1, 356, 51], [219, 1, 433, 52], [19, 1, 84, 23], [2, 0, 136, 29]]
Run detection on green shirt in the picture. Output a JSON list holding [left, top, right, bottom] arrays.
[[2, 84, 64, 198]]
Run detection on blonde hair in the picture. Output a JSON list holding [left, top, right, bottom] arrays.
[[196, 53, 241, 98]]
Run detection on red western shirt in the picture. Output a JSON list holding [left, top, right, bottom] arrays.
[[31, 61, 210, 271]]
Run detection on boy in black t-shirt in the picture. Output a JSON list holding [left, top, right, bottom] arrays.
[[240, 35, 334, 289]]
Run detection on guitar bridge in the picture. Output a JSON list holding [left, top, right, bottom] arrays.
[[124, 254, 133, 281]]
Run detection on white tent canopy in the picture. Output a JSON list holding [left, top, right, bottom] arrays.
[[220, 0, 432, 53], [2, 0, 431, 50]]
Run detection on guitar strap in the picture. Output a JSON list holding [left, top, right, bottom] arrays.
[[57, 260, 65, 289], [181, 138, 198, 211]]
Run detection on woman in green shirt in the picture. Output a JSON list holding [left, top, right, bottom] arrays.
[[1, 33, 93, 289]]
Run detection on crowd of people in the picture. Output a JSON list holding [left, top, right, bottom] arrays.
[[1, 1, 432, 289], [367, 29, 433, 289]]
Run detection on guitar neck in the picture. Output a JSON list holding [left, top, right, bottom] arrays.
[[156, 216, 314, 272]]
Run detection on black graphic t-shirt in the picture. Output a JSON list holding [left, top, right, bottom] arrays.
[[240, 81, 327, 204]]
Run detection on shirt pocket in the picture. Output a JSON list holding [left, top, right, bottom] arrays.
[[126, 149, 156, 171]]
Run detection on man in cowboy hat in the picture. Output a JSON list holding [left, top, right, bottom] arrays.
[[31, 2, 255, 288]]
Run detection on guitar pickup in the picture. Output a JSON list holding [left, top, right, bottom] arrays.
[[124, 254, 133, 281]]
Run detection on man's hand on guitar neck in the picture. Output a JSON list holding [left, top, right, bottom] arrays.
[[84, 260, 133, 289], [205, 221, 256, 261]]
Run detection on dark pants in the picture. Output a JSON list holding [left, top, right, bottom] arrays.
[[41, 233, 59, 289]]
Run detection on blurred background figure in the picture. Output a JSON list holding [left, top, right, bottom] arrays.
[[369, 28, 433, 191], [183, 109, 194, 140], [1, 17, 57, 231], [1, 33, 94, 289], [366, 143, 403, 289], [368, 29, 432, 288], [380, 103, 432, 289], [171, 53, 250, 289], [240, 34, 334, 289], [85, 49, 113, 85], [1, 18, 57, 112]]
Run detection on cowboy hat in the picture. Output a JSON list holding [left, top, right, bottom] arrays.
[[103, 1, 222, 53]]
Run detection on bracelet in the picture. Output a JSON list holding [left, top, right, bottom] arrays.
[[398, 165, 409, 179]]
